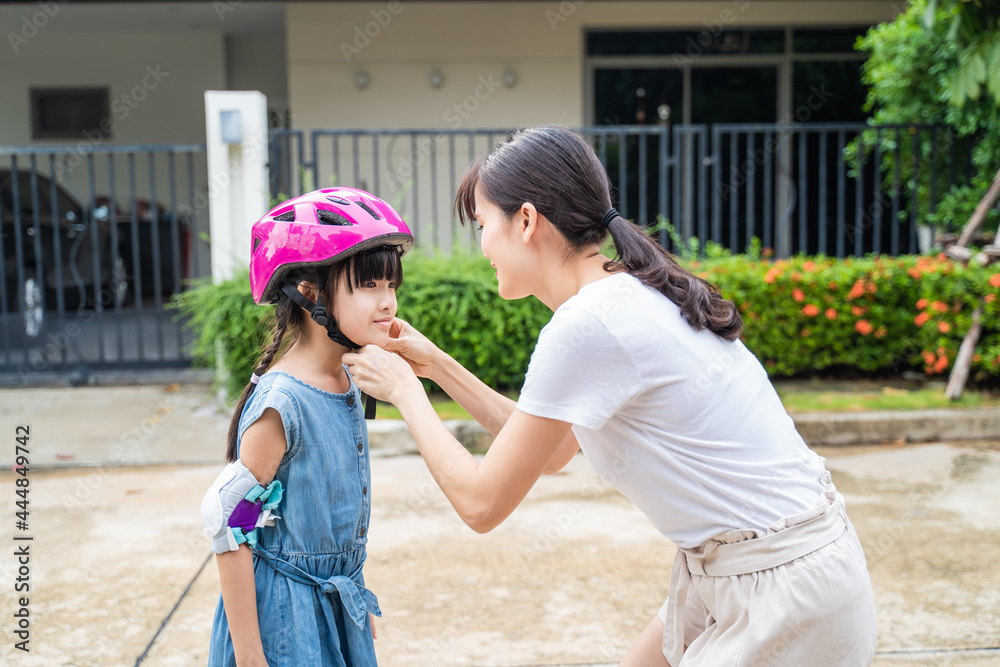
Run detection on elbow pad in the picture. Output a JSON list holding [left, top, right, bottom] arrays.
[[200, 459, 284, 554]]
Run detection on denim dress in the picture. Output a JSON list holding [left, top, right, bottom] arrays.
[[208, 368, 380, 667]]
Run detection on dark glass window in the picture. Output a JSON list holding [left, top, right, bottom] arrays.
[[587, 30, 785, 57], [792, 61, 868, 122], [30, 88, 110, 140], [793, 27, 868, 54]]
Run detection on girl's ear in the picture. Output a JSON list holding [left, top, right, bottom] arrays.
[[297, 280, 320, 302]]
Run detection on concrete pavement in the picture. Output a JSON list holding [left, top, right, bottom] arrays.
[[0, 381, 997, 666]]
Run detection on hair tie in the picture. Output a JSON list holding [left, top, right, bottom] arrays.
[[250, 373, 261, 385], [600, 208, 619, 231]]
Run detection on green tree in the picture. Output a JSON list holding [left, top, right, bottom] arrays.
[[850, 0, 1000, 236]]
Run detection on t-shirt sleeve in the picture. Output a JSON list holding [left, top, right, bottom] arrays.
[[516, 306, 643, 430], [237, 386, 302, 459]]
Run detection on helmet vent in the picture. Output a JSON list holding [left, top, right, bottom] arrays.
[[317, 209, 353, 226], [274, 211, 295, 222], [252, 237, 261, 252], [356, 201, 381, 220], [326, 195, 350, 205]]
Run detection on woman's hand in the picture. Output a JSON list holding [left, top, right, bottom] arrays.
[[344, 344, 423, 404], [383, 317, 439, 380]]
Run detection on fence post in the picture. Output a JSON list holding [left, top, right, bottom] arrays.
[[204, 90, 270, 285]]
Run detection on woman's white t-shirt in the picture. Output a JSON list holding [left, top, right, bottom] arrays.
[[516, 272, 829, 548]]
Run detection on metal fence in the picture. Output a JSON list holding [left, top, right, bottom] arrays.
[[269, 124, 979, 257], [0, 144, 210, 381]]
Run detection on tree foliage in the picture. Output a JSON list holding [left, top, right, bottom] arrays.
[[852, 0, 1000, 234]]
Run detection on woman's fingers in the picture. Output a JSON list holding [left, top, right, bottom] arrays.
[[344, 345, 419, 403]]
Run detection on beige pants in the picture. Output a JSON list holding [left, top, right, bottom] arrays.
[[658, 479, 877, 666]]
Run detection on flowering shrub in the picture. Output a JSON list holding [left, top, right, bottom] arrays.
[[689, 252, 1000, 382]]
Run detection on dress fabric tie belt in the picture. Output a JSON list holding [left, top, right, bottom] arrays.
[[664, 489, 847, 667], [253, 547, 381, 630]]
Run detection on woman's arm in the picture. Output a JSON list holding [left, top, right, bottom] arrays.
[[384, 318, 579, 472], [345, 346, 575, 532], [215, 409, 285, 667]]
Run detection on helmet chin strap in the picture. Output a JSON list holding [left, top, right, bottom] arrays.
[[280, 268, 360, 350], [279, 273, 378, 419]]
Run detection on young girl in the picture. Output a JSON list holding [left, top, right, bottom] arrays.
[[344, 126, 877, 666], [201, 187, 413, 667]]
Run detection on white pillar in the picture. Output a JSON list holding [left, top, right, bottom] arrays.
[[204, 90, 270, 284]]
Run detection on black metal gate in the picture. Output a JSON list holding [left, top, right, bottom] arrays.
[[269, 124, 977, 258], [0, 144, 210, 383]]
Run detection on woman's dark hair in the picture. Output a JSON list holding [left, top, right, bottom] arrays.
[[224, 246, 404, 462], [455, 125, 742, 341]]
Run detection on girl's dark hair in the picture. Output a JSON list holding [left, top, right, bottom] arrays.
[[455, 125, 742, 341], [225, 246, 404, 462]]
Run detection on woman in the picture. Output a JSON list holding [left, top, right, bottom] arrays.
[[344, 125, 877, 666]]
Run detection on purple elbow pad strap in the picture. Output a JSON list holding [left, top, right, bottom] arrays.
[[226, 480, 284, 548]]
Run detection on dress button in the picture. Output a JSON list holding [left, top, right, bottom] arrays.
[[359, 526, 367, 537], [346, 396, 355, 407], [357, 442, 364, 452], [362, 486, 368, 495]]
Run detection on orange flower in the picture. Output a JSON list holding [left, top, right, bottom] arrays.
[[866, 281, 877, 294], [908, 267, 922, 279], [934, 355, 949, 374], [855, 320, 873, 335], [973, 354, 981, 363], [916, 298, 928, 310], [931, 301, 948, 313], [986, 294, 996, 303], [801, 329, 811, 337], [851, 305, 866, 316], [847, 280, 866, 300], [792, 288, 805, 302], [825, 308, 837, 320], [990, 273, 1000, 288], [914, 312, 931, 327], [874, 327, 887, 338], [922, 350, 936, 365], [791, 271, 804, 281], [803, 261, 816, 272], [764, 267, 781, 284], [802, 304, 820, 317], [828, 281, 837, 290], [937, 321, 951, 333]]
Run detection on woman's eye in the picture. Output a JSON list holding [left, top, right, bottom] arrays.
[[364, 281, 377, 288], [388, 282, 397, 289]]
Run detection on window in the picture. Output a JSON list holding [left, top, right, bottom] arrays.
[[30, 88, 111, 140]]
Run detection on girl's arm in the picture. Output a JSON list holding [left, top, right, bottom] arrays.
[[216, 409, 286, 667], [384, 319, 579, 472], [345, 346, 576, 533]]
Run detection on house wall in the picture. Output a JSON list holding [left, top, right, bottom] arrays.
[[0, 30, 226, 146], [285, 1, 900, 131]]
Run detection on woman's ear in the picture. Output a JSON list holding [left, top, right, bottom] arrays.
[[520, 202, 540, 243]]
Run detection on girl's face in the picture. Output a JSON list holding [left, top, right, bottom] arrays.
[[475, 186, 533, 300], [330, 274, 398, 348]]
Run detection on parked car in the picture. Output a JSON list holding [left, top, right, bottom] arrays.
[[1, 169, 190, 329]]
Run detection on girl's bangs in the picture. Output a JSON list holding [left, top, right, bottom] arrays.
[[350, 245, 404, 289]]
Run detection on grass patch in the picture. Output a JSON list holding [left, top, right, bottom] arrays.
[[776, 385, 1000, 413], [374, 391, 518, 421], [375, 385, 1000, 420]]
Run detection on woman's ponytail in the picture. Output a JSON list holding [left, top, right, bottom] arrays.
[[604, 215, 743, 341], [455, 125, 743, 342]]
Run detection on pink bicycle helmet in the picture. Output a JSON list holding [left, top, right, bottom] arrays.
[[250, 187, 413, 305]]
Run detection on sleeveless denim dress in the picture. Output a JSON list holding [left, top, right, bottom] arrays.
[[207, 369, 380, 667]]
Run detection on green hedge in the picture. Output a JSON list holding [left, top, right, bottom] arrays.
[[170, 250, 1000, 402]]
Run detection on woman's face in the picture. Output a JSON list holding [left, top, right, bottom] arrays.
[[330, 274, 398, 348], [474, 186, 533, 300]]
